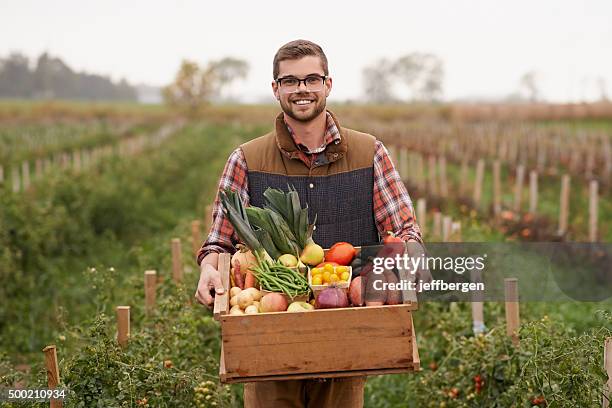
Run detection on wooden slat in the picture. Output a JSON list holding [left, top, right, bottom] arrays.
[[221, 367, 416, 384], [221, 306, 414, 378], [213, 253, 231, 320], [411, 320, 421, 371]]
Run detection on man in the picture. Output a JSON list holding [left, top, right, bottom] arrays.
[[195, 39, 423, 408]]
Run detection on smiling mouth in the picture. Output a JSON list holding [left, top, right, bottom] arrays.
[[292, 99, 315, 106]]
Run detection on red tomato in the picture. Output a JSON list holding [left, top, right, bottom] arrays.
[[325, 242, 356, 266]]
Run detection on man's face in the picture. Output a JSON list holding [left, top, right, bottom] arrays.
[[272, 56, 332, 122]]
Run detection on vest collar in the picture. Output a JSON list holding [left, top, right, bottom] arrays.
[[275, 110, 348, 163]]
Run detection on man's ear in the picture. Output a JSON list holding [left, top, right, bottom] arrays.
[[271, 81, 280, 100], [325, 77, 333, 98]]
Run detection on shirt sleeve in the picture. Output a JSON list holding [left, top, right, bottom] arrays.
[[372, 140, 423, 243], [197, 147, 250, 266]]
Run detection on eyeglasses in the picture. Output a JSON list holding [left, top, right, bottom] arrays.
[[275, 74, 328, 93]]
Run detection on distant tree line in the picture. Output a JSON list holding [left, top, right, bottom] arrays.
[[362, 52, 444, 103], [0, 52, 137, 101]]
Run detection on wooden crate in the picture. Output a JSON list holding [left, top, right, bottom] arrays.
[[214, 251, 420, 383]]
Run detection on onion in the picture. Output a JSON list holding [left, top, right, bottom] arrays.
[[231, 244, 257, 277], [259, 293, 288, 313], [315, 286, 349, 309]]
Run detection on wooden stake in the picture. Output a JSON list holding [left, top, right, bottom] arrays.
[[442, 216, 452, 241], [513, 165, 525, 212], [451, 221, 462, 242], [388, 145, 398, 167], [470, 269, 485, 334], [116, 306, 130, 348], [191, 220, 202, 256], [493, 160, 501, 216], [589, 180, 599, 242], [433, 212, 442, 240], [428, 156, 437, 195], [11, 167, 20, 193], [416, 198, 426, 237], [43, 345, 63, 408], [504, 278, 520, 346], [171, 238, 183, 283], [415, 154, 425, 191], [399, 147, 409, 181], [438, 156, 448, 198], [144, 270, 157, 315], [558, 175, 571, 236], [529, 170, 538, 214], [21, 161, 30, 190], [0, 165, 3, 184], [604, 337, 612, 408], [473, 159, 485, 209]]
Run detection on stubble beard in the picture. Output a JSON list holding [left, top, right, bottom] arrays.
[[280, 93, 327, 123]]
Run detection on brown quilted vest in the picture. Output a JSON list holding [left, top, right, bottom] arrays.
[[240, 111, 380, 248]]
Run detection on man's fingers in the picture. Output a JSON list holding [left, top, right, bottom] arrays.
[[211, 274, 225, 295]]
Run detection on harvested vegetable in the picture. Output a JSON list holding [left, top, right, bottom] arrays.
[[229, 287, 242, 298], [251, 261, 311, 299], [237, 291, 255, 309], [259, 292, 288, 313], [231, 244, 257, 276], [287, 301, 314, 312], [242, 287, 262, 301], [349, 276, 366, 306], [244, 305, 259, 314], [325, 242, 356, 265], [383, 270, 401, 305], [315, 286, 349, 309], [220, 189, 277, 261], [278, 254, 298, 267], [263, 186, 317, 250], [230, 296, 239, 307], [229, 305, 244, 315], [233, 259, 244, 289], [244, 271, 257, 288], [300, 243, 324, 266]]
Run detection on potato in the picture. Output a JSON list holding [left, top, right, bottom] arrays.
[[242, 287, 262, 301], [230, 296, 238, 307], [230, 287, 242, 298], [237, 291, 254, 309], [244, 305, 259, 314], [229, 305, 244, 315]]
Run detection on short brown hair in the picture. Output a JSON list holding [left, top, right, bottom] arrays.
[[273, 39, 329, 79]]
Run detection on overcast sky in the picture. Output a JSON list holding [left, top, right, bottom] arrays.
[[1, 0, 611, 103]]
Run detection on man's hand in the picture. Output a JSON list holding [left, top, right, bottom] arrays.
[[195, 263, 225, 308]]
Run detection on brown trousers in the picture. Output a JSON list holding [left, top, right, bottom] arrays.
[[243, 377, 366, 408]]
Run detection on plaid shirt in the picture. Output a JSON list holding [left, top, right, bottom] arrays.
[[197, 112, 422, 265]]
